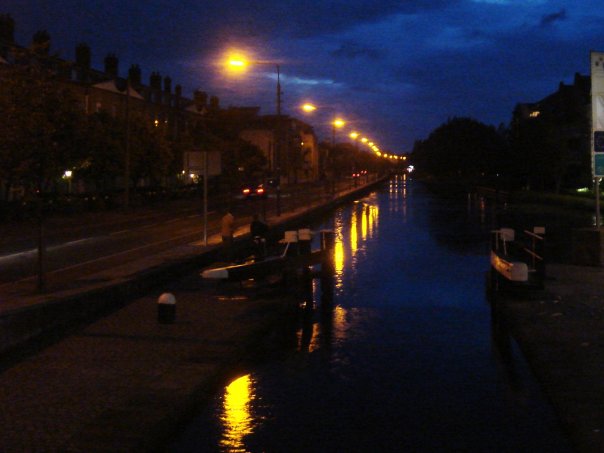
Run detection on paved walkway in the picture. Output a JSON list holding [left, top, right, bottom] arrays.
[[498, 263, 604, 453], [0, 273, 294, 452]]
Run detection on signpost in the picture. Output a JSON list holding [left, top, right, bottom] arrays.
[[591, 51, 604, 227], [184, 151, 221, 245]]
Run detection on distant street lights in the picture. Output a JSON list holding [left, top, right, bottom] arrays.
[[300, 103, 348, 196], [63, 170, 73, 194]]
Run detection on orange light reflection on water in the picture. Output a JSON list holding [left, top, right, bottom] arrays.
[[219, 374, 255, 452], [350, 207, 358, 257]]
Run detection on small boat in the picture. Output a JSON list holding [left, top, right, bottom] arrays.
[[489, 227, 545, 289], [201, 242, 291, 281], [201, 229, 322, 282], [490, 228, 529, 282]]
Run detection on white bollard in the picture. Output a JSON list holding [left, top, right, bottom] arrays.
[[157, 292, 176, 324]]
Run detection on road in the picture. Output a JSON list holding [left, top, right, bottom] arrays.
[[0, 179, 360, 287]]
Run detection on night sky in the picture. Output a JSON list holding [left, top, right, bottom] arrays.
[[4, 1, 604, 154]]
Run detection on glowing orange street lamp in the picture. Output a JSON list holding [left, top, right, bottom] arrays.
[[332, 118, 345, 145], [226, 54, 282, 116], [225, 51, 283, 214], [301, 103, 317, 113]]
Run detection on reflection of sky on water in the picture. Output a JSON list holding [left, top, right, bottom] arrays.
[[324, 174, 489, 310], [171, 176, 572, 453]]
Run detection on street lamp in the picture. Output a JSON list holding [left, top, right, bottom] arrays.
[[227, 56, 282, 116], [300, 103, 348, 196], [301, 103, 316, 113], [331, 118, 345, 145], [226, 53, 283, 215], [63, 170, 73, 194]]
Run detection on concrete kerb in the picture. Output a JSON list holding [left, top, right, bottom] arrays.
[[0, 244, 221, 358]]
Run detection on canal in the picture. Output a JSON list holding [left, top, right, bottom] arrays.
[[169, 175, 573, 452]]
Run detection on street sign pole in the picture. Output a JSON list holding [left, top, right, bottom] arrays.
[[597, 177, 601, 228], [203, 150, 208, 246], [590, 51, 604, 228]]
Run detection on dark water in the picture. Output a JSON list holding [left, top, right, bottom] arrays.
[[169, 176, 574, 452]]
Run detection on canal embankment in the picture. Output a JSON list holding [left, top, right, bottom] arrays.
[[494, 263, 604, 453], [479, 182, 604, 452], [0, 177, 385, 452], [0, 276, 299, 452]]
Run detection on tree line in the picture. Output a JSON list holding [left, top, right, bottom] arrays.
[[411, 115, 591, 192]]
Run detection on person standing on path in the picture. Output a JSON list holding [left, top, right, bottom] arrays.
[[221, 210, 235, 260], [250, 213, 269, 240], [250, 213, 269, 259]]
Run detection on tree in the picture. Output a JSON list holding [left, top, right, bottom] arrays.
[[0, 62, 85, 198], [128, 112, 172, 188], [412, 117, 508, 184], [0, 60, 86, 291], [77, 111, 124, 193], [220, 139, 267, 189]]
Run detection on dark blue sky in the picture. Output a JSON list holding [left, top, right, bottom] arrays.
[[5, 1, 604, 154]]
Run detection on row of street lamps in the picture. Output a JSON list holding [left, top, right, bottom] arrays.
[[224, 51, 405, 161]]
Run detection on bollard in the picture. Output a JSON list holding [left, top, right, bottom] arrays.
[[157, 292, 176, 324]]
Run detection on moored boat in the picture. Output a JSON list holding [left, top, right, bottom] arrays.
[[489, 227, 545, 290], [201, 228, 323, 282]]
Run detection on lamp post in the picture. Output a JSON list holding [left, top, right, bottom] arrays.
[[349, 132, 360, 187], [227, 55, 282, 215], [63, 170, 73, 194], [331, 117, 345, 145]]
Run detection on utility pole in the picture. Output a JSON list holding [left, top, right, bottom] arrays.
[[124, 77, 131, 209], [276, 64, 282, 216]]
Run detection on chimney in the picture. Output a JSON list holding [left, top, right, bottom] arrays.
[[209, 95, 220, 112], [128, 64, 141, 86], [104, 53, 119, 78], [150, 72, 162, 90], [164, 76, 172, 93], [32, 30, 50, 55], [194, 90, 208, 112], [75, 43, 91, 69], [0, 14, 15, 44]]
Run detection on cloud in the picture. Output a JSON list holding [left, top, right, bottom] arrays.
[[540, 9, 567, 27], [5, 0, 604, 153], [330, 41, 384, 60]]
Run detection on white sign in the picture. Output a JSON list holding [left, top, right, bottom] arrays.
[[590, 51, 604, 176], [184, 151, 221, 176]]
